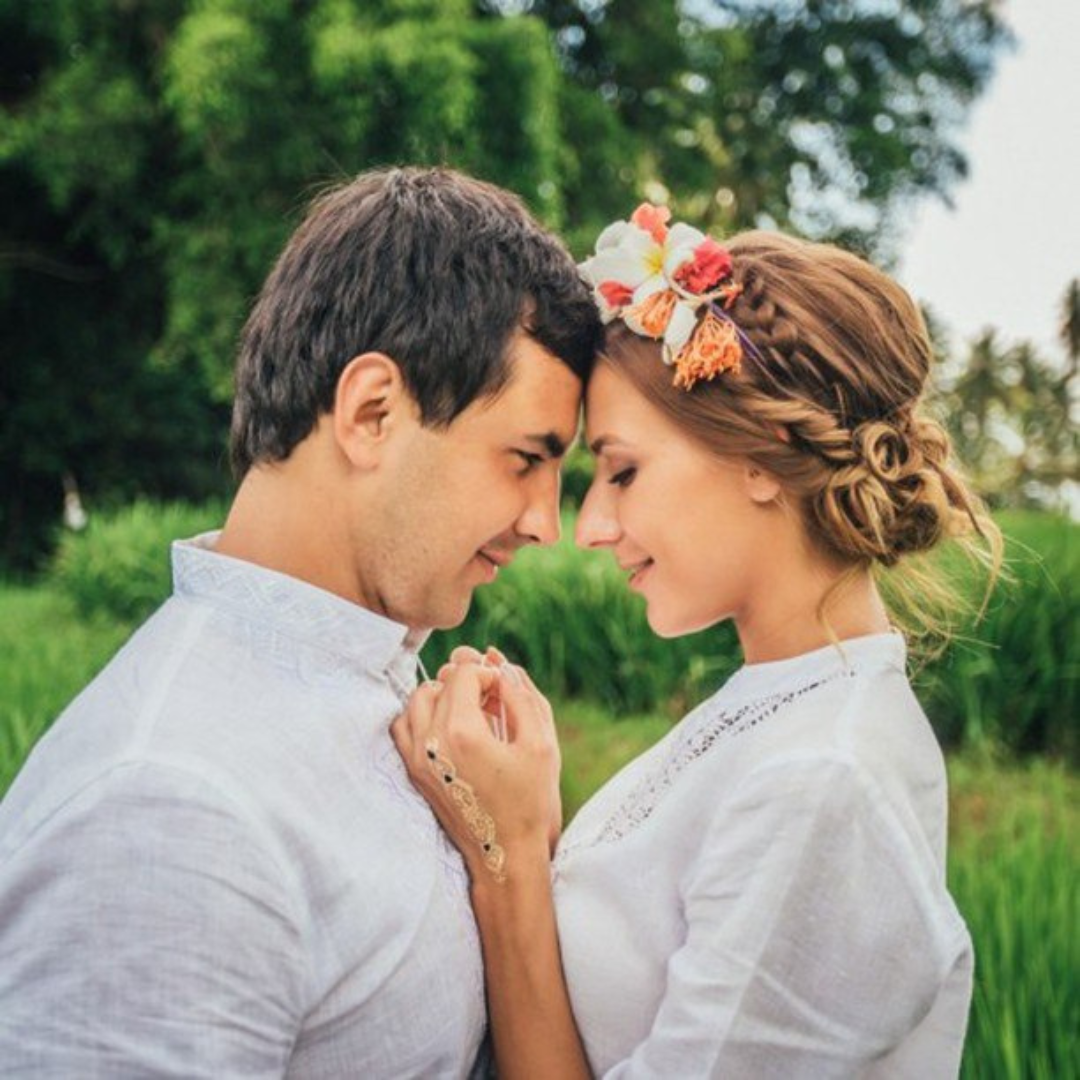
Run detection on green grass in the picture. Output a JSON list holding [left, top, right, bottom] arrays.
[[0, 584, 132, 793], [948, 754, 1079, 1079], [914, 511, 1079, 760], [52, 498, 226, 623], [1, 561, 1075, 1077], [553, 704, 1078, 1080], [556, 699, 673, 820]]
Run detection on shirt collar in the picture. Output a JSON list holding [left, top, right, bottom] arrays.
[[722, 631, 907, 703], [171, 531, 430, 678]]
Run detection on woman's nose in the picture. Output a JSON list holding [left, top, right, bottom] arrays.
[[575, 480, 620, 549]]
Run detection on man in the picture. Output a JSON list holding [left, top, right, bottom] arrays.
[[0, 167, 600, 1076]]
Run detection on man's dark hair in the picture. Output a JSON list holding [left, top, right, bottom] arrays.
[[230, 167, 602, 476]]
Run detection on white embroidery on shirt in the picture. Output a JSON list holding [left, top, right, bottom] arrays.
[[555, 671, 854, 870], [174, 545, 404, 687]]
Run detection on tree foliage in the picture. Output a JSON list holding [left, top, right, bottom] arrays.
[[1, 0, 1010, 569], [1, 0, 564, 569], [482, 0, 1009, 252], [931, 281, 1080, 511]]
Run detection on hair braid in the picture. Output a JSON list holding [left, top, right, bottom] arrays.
[[728, 265, 839, 405], [599, 228, 1001, 646]]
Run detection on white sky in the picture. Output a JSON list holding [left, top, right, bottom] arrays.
[[898, 0, 1080, 362]]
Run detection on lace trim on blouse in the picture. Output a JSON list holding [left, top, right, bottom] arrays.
[[555, 670, 855, 869]]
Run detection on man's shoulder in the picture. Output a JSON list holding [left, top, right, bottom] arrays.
[[0, 752, 260, 875], [0, 598, 265, 845]]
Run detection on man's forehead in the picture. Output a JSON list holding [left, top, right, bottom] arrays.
[[503, 330, 584, 385], [459, 391, 578, 454], [482, 348, 582, 441]]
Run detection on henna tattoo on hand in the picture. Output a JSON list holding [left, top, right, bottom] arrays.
[[425, 738, 506, 883]]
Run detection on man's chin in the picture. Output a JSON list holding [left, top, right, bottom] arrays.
[[424, 588, 477, 632]]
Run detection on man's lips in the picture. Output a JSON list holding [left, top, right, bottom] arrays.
[[478, 548, 512, 569], [474, 548, 518, 582]]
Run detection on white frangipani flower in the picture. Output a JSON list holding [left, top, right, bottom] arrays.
[[578, 202, 747, 390], [578, 209, 708, 322], [662, 299, 701, 363]]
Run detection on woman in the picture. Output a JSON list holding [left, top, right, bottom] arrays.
[[392, 205, 999, 1078]]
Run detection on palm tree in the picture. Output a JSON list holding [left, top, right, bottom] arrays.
[[1059, 277, 1080, 381], [936, 329, 1017, 503]]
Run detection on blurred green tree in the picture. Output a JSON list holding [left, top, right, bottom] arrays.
[[0, 0, 564, 569], [931, 281, 1079, 510], [1060, 277, 1080, 379], [481, 0, 1009, 253], [1, 0, 1008, 569]]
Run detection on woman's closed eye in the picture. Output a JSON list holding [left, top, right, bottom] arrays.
[[609, 466, 637, 488]]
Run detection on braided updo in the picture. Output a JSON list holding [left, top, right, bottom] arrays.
[[601, 230, 1000, 639]]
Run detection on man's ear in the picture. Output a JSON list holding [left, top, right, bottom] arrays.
[[743, 461, 783, 505], [332, 352, 409, 468]]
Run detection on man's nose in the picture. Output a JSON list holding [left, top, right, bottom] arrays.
[[516, 468, 562, 547]]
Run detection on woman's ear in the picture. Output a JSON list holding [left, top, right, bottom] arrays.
[[743, 461, 783, 505], [332, 352, 409, 468]]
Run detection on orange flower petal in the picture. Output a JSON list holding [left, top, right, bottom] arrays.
[[625, 288, 679, 339], [672, 312, 743, 389], [630, 203, 671, 244]]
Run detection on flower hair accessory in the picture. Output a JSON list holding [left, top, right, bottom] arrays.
[[579, 204, 756, 390]]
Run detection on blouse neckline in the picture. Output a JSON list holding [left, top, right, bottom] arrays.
[[722, 632, 907, 703]]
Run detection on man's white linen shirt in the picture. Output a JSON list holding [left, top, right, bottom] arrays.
[[553, 633, 973, 1079], [0, 534, 486, 1077]]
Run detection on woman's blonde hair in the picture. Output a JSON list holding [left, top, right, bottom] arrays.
[[601, 230, 1001, 649]]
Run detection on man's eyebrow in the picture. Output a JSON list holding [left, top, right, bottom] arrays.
[[524, 432, 569, 458]]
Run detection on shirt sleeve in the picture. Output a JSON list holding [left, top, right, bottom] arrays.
[[0, 760, 307, 1078], [604, 756, 959, 1080]]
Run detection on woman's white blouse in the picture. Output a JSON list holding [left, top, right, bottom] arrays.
[[553, 634, 972, 1079]]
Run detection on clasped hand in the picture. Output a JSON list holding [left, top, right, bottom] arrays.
[[392, 647, 562, 883]]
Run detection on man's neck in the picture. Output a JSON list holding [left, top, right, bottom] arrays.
[[216, 464, 370, 610]]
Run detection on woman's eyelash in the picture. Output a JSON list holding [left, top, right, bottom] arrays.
[[609, 467, 636, 487]]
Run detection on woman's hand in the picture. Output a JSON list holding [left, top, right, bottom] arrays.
[[395, 650, 591, 1080], [392, 649, 563, 884]]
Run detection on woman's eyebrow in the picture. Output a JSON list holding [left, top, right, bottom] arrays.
[[588, 435, 629, 455]]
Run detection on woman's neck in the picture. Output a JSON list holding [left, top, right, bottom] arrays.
[[735, 563, 892, 665]]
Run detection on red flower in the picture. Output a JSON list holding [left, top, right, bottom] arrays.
[[630, 203, 671, 244], [598, 280, 634, 309], [673, 237, 733, 294]]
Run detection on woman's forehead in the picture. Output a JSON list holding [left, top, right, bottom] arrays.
[[584, 364, 664, 444]]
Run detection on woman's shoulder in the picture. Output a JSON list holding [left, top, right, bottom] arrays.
[[706, 634, 938, 770], [687, 639, 951, 873], [560, 635, 947, 872]]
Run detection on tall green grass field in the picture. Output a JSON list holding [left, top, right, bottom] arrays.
[[1, 501, 1076, 1076]]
